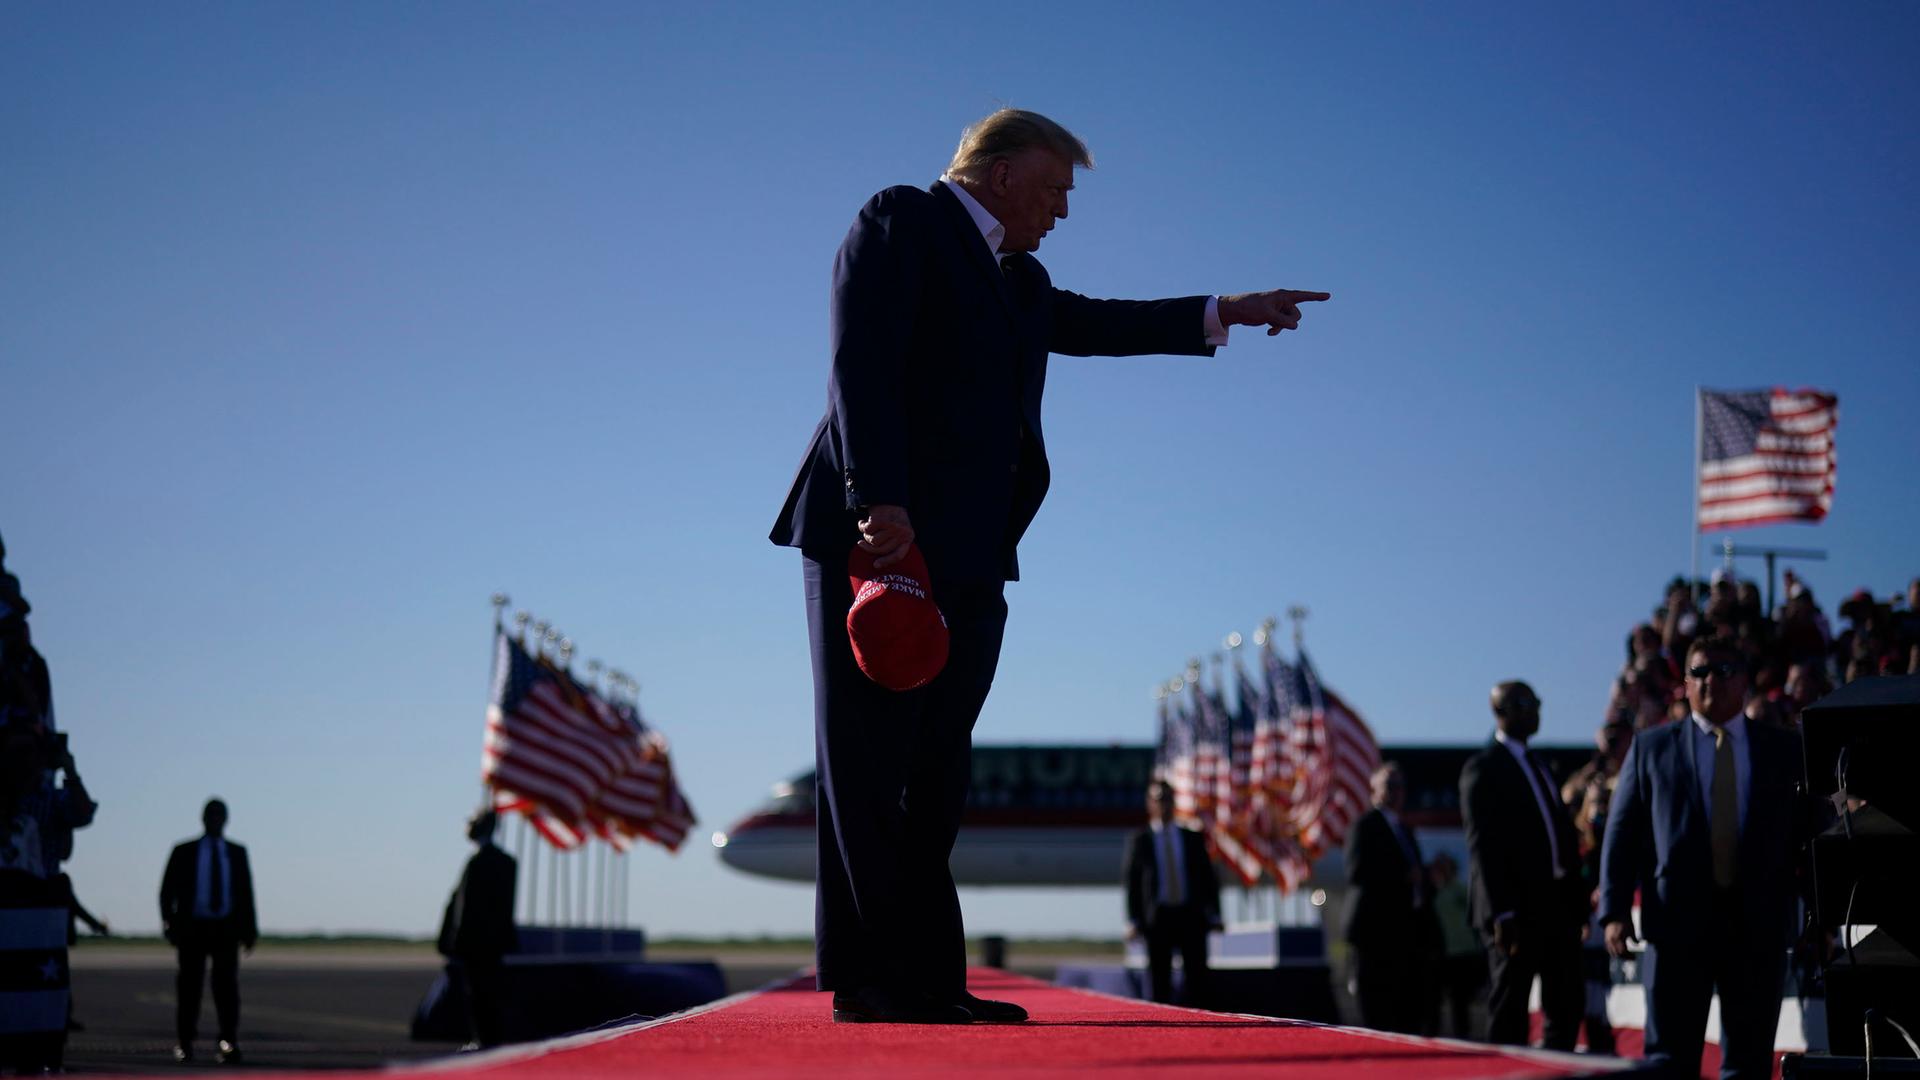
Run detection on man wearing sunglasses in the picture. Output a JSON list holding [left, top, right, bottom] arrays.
[[1599, 640, 1803, 1079]]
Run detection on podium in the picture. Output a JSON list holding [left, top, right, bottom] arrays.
[[412, 925, 724, 1043]]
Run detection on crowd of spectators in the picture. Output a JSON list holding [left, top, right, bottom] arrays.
[[1570, 568, 1917, 881], [1607, 569, 1920, 740]]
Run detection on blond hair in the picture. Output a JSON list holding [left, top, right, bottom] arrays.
[[946, 108, 1092, 184]]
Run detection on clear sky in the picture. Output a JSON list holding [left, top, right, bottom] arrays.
[[5, 2, 1916, 939]]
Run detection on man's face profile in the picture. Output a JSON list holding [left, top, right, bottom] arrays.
[[991, 148, 1073, 253], [1371, 769, 1405, 812], [1146, 783, 1172, 823]]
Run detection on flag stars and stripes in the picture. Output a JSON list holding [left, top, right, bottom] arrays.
[[482, 632, 698, 853], [1698, 387, 1837, 531]]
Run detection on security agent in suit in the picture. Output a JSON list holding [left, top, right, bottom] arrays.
[[159, 798, 258, 1064], [1125, 780, 1222, 1005], [1459, 681, 1587, 1050], [1343, 762, 1436, 1033], [1600, 639, 1802, 1080], [437, 809, 519, 1049], [769, 108, 1328, 1025]]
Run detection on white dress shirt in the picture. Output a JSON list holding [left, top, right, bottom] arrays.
[[1689, 713, 1751, 832], [1379, 806, 1420, 868], [194, 835, 232, 919], [1494, 730, 1566, 880], [1149, 820, 1188, 906], [938, 178, 1229, 344]]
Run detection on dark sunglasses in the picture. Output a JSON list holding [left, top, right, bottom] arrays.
[[1688, 662, 1740, 680]]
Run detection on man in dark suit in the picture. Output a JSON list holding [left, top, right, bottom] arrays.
[[770, 108, 1327, 1025], [159, 798, 257, 1064], [1600, 639, 1801, 1079], [1460, 681, 1586, 1050], [437, 809, 518, 1049], [1343, 762, 1434, 1033], [1124, 780, 1222, 1005]]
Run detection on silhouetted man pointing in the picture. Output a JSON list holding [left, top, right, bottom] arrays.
[[770, 107, 1329, 1025]]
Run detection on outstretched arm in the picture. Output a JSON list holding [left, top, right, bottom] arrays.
[[1218, 289, 1333, 336]]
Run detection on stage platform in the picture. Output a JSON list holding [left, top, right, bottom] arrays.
[[380, 968, 1645, 1079]]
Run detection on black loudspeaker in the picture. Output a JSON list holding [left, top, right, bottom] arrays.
[[1802, 675, 1920, 833], [1801, 675, 1920, 1060]]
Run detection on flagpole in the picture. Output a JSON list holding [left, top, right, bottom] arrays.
[[485, 595, 513, 925], [1691, 386, 1703, 591], [511, 612, 539, 929], [584, 656, 606, 940], [557, 633, 590, 930], [483, 593, 508, 800], [517, 811, 532, 927]]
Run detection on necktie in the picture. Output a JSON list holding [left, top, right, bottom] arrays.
[[208, 840, 224, 917], [1711, 728, 1738, 888], [1161, 829, 1185, 906], [1523, 752, 1567, 877]]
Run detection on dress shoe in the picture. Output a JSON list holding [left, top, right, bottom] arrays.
[[948, 992, 1027, 1024], [216, 1040, 243, 1065], [172, 1045, 194, 1065], [830, 986, 972, 1024]]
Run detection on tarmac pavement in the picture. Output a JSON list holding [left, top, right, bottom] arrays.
[[62, 943, 813, 1074]]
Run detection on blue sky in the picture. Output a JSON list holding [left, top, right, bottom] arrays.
[[4, 3, 1915, 938]]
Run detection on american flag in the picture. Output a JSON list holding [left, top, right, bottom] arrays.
[[1252, 648, 1314, 892], [1287, 647, 1380, 859], [1698, 388, 1837, 531], [1155, 689, 1195, 818], [1152, 680, 1198, 822], [1182, 682, 1218, 834], [1220, 659, 1287, 887], [483, 632, 697, 852], [1205, 673, 1264, 886], [1254, 645, 1300, 819]]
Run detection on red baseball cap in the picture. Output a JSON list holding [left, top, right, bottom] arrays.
[[847, 544, 949, 691]]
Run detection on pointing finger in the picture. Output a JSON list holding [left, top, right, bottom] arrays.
[[1282, 290, 1331, 303]]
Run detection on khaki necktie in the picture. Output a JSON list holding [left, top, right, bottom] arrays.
[[1711, 727, 1738, 889]]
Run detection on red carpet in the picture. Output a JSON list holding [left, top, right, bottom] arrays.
[[416, 969, 1636, 1079], [1529, 1016, 1786, 1080]]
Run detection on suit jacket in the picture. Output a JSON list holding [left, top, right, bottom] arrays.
[[770, 182, 1215, 584], [1460, 739, 1586, 936], [1598, 718, 1801, 950], [1124, 825, 1221, 930], [1342, 806, 1433, 947], [438, 844, 518, 961], [160, 836, 258, 944]]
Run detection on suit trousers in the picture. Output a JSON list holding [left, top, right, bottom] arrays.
[[1144, 905, 1210, 1006], [803, 553, 1007, 995], [1641, 900, 1787, 1080], [455, 958, 508, 1048], [1485, 917, 1583, 1051], [1352, 942, 1424, 1033], [174, 920, 240, 1045]]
